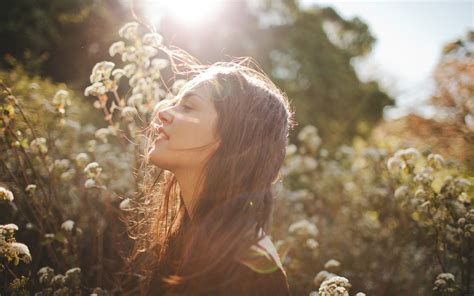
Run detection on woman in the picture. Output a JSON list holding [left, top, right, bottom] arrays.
[[123, 57, 295, 295]]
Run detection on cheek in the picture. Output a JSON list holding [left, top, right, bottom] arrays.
[[174, 117, 216, 147]]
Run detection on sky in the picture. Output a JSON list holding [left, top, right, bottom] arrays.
[[142, 0, 473, 120], [304, 0, 473, 119]]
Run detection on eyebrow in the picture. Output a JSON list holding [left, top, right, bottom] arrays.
[[181, 91, 204, 102]]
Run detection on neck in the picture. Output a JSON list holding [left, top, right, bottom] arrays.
[[173, 167, 204, 220]]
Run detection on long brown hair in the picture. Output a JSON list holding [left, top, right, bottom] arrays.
[[121, 54, 296, 295]]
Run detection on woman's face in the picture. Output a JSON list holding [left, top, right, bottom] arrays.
[[148, 83, 220, 171]]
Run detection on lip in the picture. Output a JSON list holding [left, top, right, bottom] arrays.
[[157, 126, 170, 140]]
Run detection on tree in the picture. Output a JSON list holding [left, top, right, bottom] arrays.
[[0, 0, 127, 85], [149, 0, 394, 149]]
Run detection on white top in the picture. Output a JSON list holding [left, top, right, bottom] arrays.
[[246, 228, 286, 275]]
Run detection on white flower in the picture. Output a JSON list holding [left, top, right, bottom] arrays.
[[84, 179, 96, 189], [394, 185, 410, 200], [394, 147, 420, 164], [112, 69, 125, 80], [386, 157, 404, 174], [37, 266, 54, 285], [324, 259, 341, 272], [288, 219, 319, 236], [127, 93, 144, 106], [172, 79, 187, 94], [11, 242, 32, 263], [54, 159, 70, 171], [122, 106, 137, 119], [318, 276, 351, 296], [28, 82, 40, 90], [413, 173, 433, 186], [84, 82, 107, 97], [75, 153, 89, 167], [121, 46, 137, 62], [298, 125, 318, 142], [65, 267, 81, 276], [53, 90, 70, 106], [89, 71, 102, 84], [456, 178, 472, 189], [427, 153, 445, 169], [151, 58, 169, 70], [415, 188, 427, 199], [0, 187, 14, 202], [285, 144, 297, 156], [436, 273, 455, 282], [132, 78, 149, 94], [109, 41, 125, 57], [84, 162, 102, 177], [51, 274, 65, 286], [123, 64, 137, 78], [306, 238, 319, 250], [91, 61, 115, 82], [1, 223, 19, 232], [297, 125, 321, 152], [303, 156, 318, 171], [25, 184, 37, 196], [142, 33, 163, 47], [61, 220, 75, 232], [434, 272, 456, 290], [37, 266, 54, 276], [60, 169, 76, 182], [95, 128, 110, 143], [118, 22, 139, 40], [320, 148, 329, 158], [119, 198, 132, 210], [30, 137, 48, 154], [313, 270, 336, 288]]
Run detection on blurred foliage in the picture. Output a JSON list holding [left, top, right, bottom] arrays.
[[429, 30, 474, 171], [1, 0, 394, 149], [272, 126, 473, 295], [0, 0, 127, 86], [0, 8, 472, 296], [0, 62, 132, 293], [152, 0, 394, 149]]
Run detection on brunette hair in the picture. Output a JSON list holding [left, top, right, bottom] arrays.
[[120, 52, 296, 295]]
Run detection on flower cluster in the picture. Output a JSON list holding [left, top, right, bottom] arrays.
[[35, 266, 82, 295], [432, 273, 458, 294], [288, 219, 319, 237], [0, 186, 14, 202], [85, 21, 170, 121], [318, 276, 351, 296], [274, 129, 473, 295], [1, 223, 32, 266], [30, 137, 48, 154]]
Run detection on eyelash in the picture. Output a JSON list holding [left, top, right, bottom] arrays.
[[178, 103, 192, 111], [171, 98, 192, 111]]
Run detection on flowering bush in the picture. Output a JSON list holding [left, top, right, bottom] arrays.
[[0, 21, 176, 293], [0, 61, 130, 292], [272, 125, 473, 295], [1, 21, 473, 296]]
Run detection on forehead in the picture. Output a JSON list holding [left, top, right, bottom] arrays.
[[179, 79, 218, 103]]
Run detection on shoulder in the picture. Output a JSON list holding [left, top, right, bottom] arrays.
[[239, 228, 287, 275], [232, 229, 290, 295]]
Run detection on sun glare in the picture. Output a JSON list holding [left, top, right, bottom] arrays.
[[144, 0, 223, 26]]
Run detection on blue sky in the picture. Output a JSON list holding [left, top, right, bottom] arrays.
[[304, 0, 473, 119]]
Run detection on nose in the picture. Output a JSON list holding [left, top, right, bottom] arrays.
[[157, 107, 173, 125]]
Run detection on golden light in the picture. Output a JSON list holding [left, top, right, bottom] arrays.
[[143, 0, 224, 26]]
